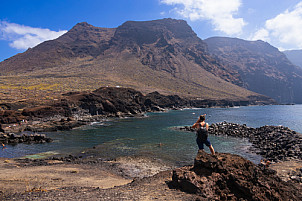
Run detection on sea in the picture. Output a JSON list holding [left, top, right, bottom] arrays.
[[1, 105, 302, 166]]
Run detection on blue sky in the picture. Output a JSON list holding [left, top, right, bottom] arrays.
[[1, 0, 302, 62]]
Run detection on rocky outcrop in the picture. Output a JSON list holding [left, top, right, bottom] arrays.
[[180, 122, 302, 162], [23, 117, 86, 132], [65, 87, 275, 117], [0, 87, 274, 134], [0, 133, 52, 144], [21, 102, 72, 119], [0, 110, 27, 124], [63, 87, 186, 116], [172, 151, 301, 200]]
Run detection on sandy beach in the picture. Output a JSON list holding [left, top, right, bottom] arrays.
[[0, 150, 200, 200]]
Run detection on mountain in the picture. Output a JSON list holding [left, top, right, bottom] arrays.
[[283, 49, 302, 68], [0, 19, 270, 103], [205, 37, 302, 103], [0, 22, 116, 73]]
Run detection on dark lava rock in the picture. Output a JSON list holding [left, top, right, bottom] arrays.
[[21, 102, 72, 119], [0, 124, 4, 133], [209, 122, 302, 162], [180, 122, 302, 162], [0, 133, 52, 144], [172, 151, 301, 200], [0, 87, 274, 133], [0, 110, 27, 124]]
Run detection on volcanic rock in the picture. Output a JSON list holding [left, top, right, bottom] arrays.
[[0, 110, 26, 124], [172, 151, 301, 200], [179, 122, 302, 162], [0, 133, 52, 144]]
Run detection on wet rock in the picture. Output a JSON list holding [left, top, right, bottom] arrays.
[[179, 122, 302, 162], [0, 132, 52, 144]]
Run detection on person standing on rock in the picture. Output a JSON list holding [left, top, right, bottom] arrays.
[[192, 114, 215, 155]]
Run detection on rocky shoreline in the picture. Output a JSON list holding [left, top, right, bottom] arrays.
[[0, 133, 52, 144], [179, 122, 302, 163], [0, 87, 274, 145], [178, 122, 302, 184], [1, 87, 301, 200], [1, 150, 301, 200]]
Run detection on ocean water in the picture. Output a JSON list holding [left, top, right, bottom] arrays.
[[1, 105, 302, 166]]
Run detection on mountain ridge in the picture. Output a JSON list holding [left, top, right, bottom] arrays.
[[0, 19, 272, 104], [205, 37, 302, 103], [283, 49, 302, 69]]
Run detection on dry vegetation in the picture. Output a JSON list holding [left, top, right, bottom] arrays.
[[0, 54, 259, 106]]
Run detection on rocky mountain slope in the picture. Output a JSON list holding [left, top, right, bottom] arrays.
[[283, 49, 302, 68], [0, 19, 269, 103], [205, 37, 302, 103]]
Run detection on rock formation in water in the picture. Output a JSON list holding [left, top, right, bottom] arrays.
[[0, 133, 52, 144], [180, 122, 302, 162]]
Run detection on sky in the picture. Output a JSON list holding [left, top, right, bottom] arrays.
[[1, 0, 302, 62]]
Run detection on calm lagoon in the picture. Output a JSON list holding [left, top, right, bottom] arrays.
[[1, 105, 302, 166]]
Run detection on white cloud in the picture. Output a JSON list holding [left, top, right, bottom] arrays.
[[250, 28, 270, 42], [160, 0, 246, 35], [250, 2, 302, 50], [0, 21, 67, 50]]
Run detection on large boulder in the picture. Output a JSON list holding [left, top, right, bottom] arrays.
[[172, 151, 301, 200]]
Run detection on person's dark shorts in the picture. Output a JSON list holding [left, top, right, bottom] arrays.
[[196, 137, 211, 150]]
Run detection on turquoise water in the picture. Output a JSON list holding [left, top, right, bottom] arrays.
[[1, 105, 302, 165]]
